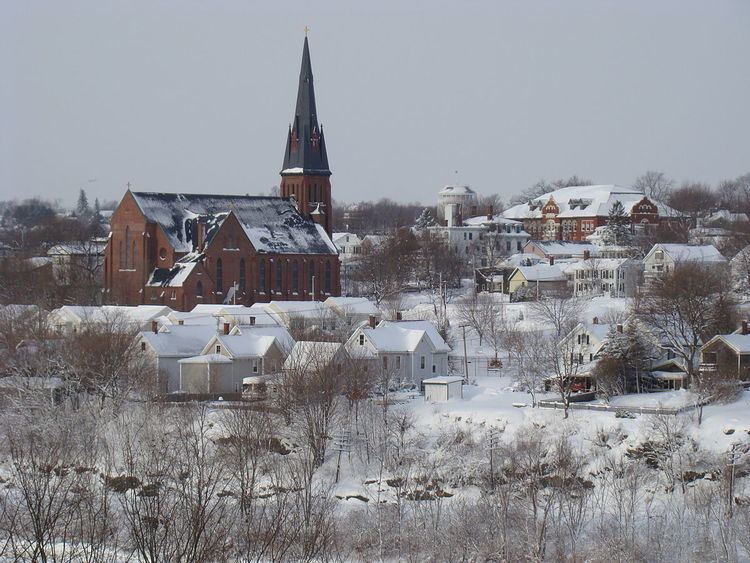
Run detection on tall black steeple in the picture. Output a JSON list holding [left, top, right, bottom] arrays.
[[281, 37, 331, 175]]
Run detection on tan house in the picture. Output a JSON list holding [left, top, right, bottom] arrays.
[[507, 264, 568, 296]]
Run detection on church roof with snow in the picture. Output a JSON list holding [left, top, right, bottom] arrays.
[[130, 192, 337, 256], [503, 185, 680, 220]]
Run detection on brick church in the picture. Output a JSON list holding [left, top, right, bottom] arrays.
[[104, 37, 341, 311]]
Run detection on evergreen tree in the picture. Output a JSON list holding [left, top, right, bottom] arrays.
[[76, 189, 90, 216], [414, 208, 436, 230], [601, 200, 632, 246]]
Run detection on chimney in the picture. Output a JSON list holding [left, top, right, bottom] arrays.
[[616, 324, 623, 334], [742, 320, 748, 335], [196, 221, 206, 250], [151, 320, 158, 334], [549, 256, 555, 266], [368, 315, 377, 329], [583, 250, 591, 260], [223, 322, 230, 335], [592, 316, 598, 325], [178, 319, 184, 326], [396, 311, 402, 321]]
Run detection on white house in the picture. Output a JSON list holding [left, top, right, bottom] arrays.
[[564, 258, 642, 297], [345, 319, 451, 389], [643, 243, 727, 282], [332, 232, 363, 261], [201, 331, 287, 380], [138, 324, 219, 393]]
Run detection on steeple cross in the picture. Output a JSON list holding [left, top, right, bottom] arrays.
[[304, 25, 310, 36]]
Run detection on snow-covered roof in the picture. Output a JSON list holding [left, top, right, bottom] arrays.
[[503, 185, 679, 219], [705, 210, 749, 223], [51, 305, 172, 325], [324, 297, 380, 317], [205, 333, 278, 358], [130, 192, 337, 255], [378, 320, 451, 352], [511, 264, 567, 282], [146, 260, 199, 288], [422, 376, 463, 384], [647, 243, 727, 264], [140, 325, 218, 357], [563, 258, 630, 272], [501, 253, 544, 268], [46, 241, 107, 256], [525, 240, 599, 257], [361, 325, 426, 353], [230, 325, 295, 352], [265, 301, 330, 322], [438, 185, 475, 196], [178, 354, 232, 364], [463, 215, 524, 227], [714, 334, 750, 354]]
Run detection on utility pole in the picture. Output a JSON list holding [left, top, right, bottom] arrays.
[[333, 428, 352, 484], [488, 427, 500, 491], [461, 325, 469, 384]]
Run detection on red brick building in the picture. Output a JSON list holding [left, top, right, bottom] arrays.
[[103, 37, 341, 311], [503, 185, 684, 241]]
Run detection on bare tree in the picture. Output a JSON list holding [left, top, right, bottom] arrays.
[[529, 292, 586, 337], [276, 345, 343, 467], [541, 332, 586, 418], [633, 170, 674, 203], [667, 182, 717, 224], [505, 328, 547, 406], [639, 262, 736, 422]]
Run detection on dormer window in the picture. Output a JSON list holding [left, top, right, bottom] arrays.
[[215, 345, 221, 354], [359, 334, 365, 345]]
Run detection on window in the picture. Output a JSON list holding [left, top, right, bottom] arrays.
[[292, 260, 299, 292], [196, 281, 203, 297], [396, 356, 401, 369], [124, 226, 129, 268], [216, 258, 223, 294], [506, 241, 511, 251], [382, 356, 388, 369], [275, 261, 283, 292], [249, 316, 256, 326], [159, 247, 167, 260], [252, 360, 258, 373], [132, 241, 137, 265], [259, 259, 266, 292], [215, 345, 222, 354], [589, 353, 593, 362], [140, 341, 146, 351], [586, 335, 590, 344], [420, 356, 426, 369], [359, 334, 365, 345], [517, 241, 522, 251], [468, 232, 473, 240], [239, 259, 246, 291], [432, 364, 436, 373], [324, 261, 332, 293]]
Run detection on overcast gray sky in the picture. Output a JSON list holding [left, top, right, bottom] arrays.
[[2, 0, 749, 208]]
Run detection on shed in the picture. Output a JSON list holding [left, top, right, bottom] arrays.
[[178, 354, 236, 394], [422, 376, 464, 402]]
